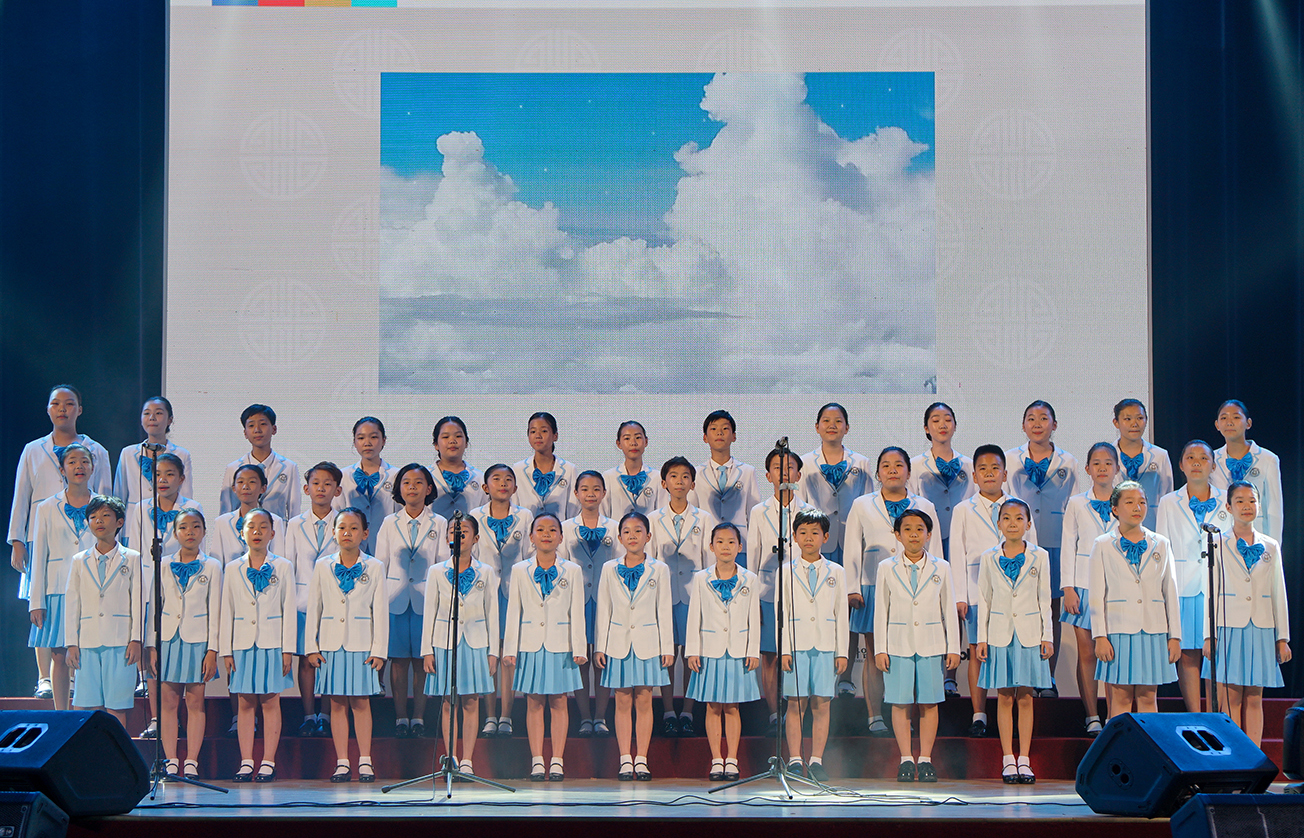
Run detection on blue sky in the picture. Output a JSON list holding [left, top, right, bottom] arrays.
[[381, 72, 934, 244]]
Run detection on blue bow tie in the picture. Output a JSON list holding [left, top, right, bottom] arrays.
[[1188, 495, 1218, 524], [578, 525, 606, 549], [616, 561, 645, 593], [138, 452, 155, 481], [442, 469, 470, 494], [1120, 536, 1148, 567], [52, 444, 69, 463], [884, 498, 911, 521], [935, 457, 962, 485], [446, 564, 475, 596], [354, 468, 381, 499], [64, 503, 88, 536], [819, 461, 849, 491], [1121, 451, 1144, 481], [171, 560, 202, 589], [246, 562, 273, 593], [1089, 498, 1112, 527], [1237, 537, 1266, 570], [235, 515, 247, 547], [533, 468, 557, 499], [486, 515, 515, 548], [999, 552, 1025, 582], [154, 506, 180, 530], [1227, 452, 1253, 482], [334, 561, 365, 593], [1025, 457, 1051, 488], [710, 575, 738, 602], [619, 472, 648, 500], [534, 565, 559, 597]]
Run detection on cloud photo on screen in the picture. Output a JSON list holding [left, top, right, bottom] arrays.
[[379, 71, 935, 394]]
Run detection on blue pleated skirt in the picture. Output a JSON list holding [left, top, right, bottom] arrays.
[[600, 651, 669, 689], [158, 637, 210, 684], [687, 653, 762, 704], [424, 638, 494, 696], [781, 648, 837, 698], [1060, 586, 1091, 630], [229, 647, 292, 695], [1095, 632, 1177, 686], [978, 642, 1052, 690], [584, 598, 597, 646], [514, 649, 583, 696], [315, 649, 380, 697], [28, 594, 65, 649], [849, 584, 875, 634], [1203, 625, 1284, 688], [1179, 594, 1205, 650], [72, 646, 137, 710]]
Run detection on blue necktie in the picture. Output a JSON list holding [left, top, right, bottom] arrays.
[[885, 498, 910, 521], [138, 452, 155, 482], [909, 563, 919, 591], [999, 552, 1025, 583], [1089, 498, 1112, 527], [1121, 452, 1143, 482], [246, 563, 273, 593], [52, 445, 68, 464], [935, 457, 962, 486], [171, 560, 202, 589], [717, 465, 730, 493], [616, 562, 645, 593], [96, 554, 110, 587], [820, 461, 849, 491], [710, 576, 737, 602], [486, 515, 515, 548], [807, 562, 819, 591], [533, 468, 557, 499], [354, 468, 380, 501], [1120, 536, 1148, 568], [1237, 538, 1266, 570], [673, 513, 684, 540], [443, 469, 470, 495], [64, 503, 88, 537], [153, 506, 180, 530], [446, 564, 475, 596], [1025, 457, 1050, 488], [534, 565, 559, 597], [316, 519, 327, 550], [1188, 495, 1218, 524], [578, 525, 605, 551], [1227, 453, 1253, 482], [334, 561, 364, 593], [619, 471, 648, 500], [407, 520, 419, 547]]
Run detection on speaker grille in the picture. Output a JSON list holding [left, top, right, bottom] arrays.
[[1208, 802, 1304, 838]]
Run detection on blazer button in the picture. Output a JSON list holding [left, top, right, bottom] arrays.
[[99, 611, 104, 617], [1136, 599, 1142, 604], [1246, 596, 1252, 601], [1245, 578, 1251, 583], [914, 621, 920, 626], [1034, 509, 1040, 514], [913, 601, 919, 606], [810, 617, 815, 622]]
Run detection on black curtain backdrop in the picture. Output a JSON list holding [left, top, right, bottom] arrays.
[[0, 0, 1300, 698]]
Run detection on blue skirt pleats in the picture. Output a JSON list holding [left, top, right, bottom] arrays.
[[848, 584, 875, 634], [1060, 586, 1091, 630], [1095, 632, 1177, 686], [424, 638, 494, 696], [158, 637, 210, 684], [28, 594, 65, 649], [514, 649, 583, 696], [978, 642, 1052, 690], [687, 653, 762, 704], [1179, 594, 1205, 650], [1203, 625, 1285, 688], [315, 649, 380, 696], [600, 650, 669, 689], [229, 647, 292, 695]]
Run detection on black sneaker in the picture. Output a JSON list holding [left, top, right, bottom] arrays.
[[678, 716, 696, 736], [807, 762, 830, 783], [661, 715, 679, 737], [296, 717, 317, 737], [394, 721, 410, 739], [968, 719, 987, 737], [410, 721, 425, 738], [766, 716, 779, 736], [785, 759, 805, 777], [916, 761, 937, 783], [897, 760, 916, 782]]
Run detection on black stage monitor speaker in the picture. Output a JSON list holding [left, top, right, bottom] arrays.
[[1171, 794, 1304, 838], [0, 792, 68, 838], [1280, 699, 1304, 780], [0, 711, 148, 818], [1076, 712, 1277, 818]]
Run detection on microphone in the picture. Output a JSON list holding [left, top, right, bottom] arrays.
[[141, 443, 166, 452], [775, 436, 789, 449], [1200, 523, 1222, 534], [452, 510, 464, 521]]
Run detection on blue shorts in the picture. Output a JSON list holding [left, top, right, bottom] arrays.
[[882, 653, 944, 706], [389, 605, 422, 658], [73, 646, 138, 710], [672, 602, 689, 647], [965, 603, 980, 642], [782, 648, 837, 698]]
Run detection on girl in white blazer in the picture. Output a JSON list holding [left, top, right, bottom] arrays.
[[27, 444, 97, 710], [422, 515, 499, 777], [1113, 399, 1174, 531], [558, 469, 622, 737], [594, 512, 673, 781], [796, 402, 875, 566], [379, 463, 446, 740], [844, 447, 942, 736], [1058, 442, 1119, 736], [601, 421, 668, 520], [218, 405, 301, 521], [306, 508, 388, 783], [471, 463, 535, 739], [1211, 400, 1284, 545], [1089, 482, 1181, 719], [64, 495, 142, 724], [123, 453, 204, 561], [872, 509, 960, 783], [219, 509, 296, 782], [146, 509, 221, 780], [512, 412, 579, 520], [1157, 440, 1233, 712], [1203, 482, 1291, 746], [213, 464, 285, 563], [430, 416, 487, 520], [692, 410, 761, 557], [335, 418, 399, 555], [908, 402, 976, 564], [115, 397, 195, 510], [975, 499, 1054, 784], [503, 514, 588, 780], [685, 522, 761, 782]]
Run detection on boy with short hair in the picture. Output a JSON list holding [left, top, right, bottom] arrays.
[[219, 404, 302, 521], [692, 411, 760, 555]]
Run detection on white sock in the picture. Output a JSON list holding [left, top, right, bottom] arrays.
[[973, 712, 988, 724], [679, 711, 692, 720], [769, 712, 778, 723], [917, 756, 932, 764], [869, 714, 883, 724], [663, 711, 676, 720], [788, 757, 803, 766], [411, 717, 423, 726], [396, 717, 409, 727], [809, 756, 823, 766], [900, 756, 913, 764], [1085, 714, 1100, 723]]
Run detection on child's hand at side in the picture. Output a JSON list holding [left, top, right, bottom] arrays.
[[874, 652, 889, 672]]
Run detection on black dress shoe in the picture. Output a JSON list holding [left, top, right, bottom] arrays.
[[678, 716, 697, 736], [897, 760, 916, 782], [661, 715, 679, 737], [968, 719, 987, 737], [916, 762, 937, 783]]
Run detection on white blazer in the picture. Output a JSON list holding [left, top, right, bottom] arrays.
[[948, 493, 1038, 607], [1060, 491, 1117, 592], [306, 554, 389, 657], [684, 566, 761, 660], [511, 456, 579, 519], [796, 447, 874, 555], [421, 558, 499, 652], [333, 460, 400, 555], [378, 509, 448, 615], [844, 492, 943, 590], [873, 552, 961, 658], [1157, 486, 1233, 597], [123, 498, 205, 560], [600, 466, 667, 520], [1005, 444, 1079, 550], [470, 504, 535, 597], [1207, 532, 1289, 641], [27, 492, 97, 608], [218, 451, 302, 521], [285, 509, 339, 613], [218, 554, 296, 655], [908, 453, 976, 555], [976, 543, 1053, 648], [691, 457, 760, 552], [64, 545, 144, 649], [558, 515, 623, 603], [502, 558, 587, 657], [147, 555, 222, 647], [1212, 443, 1284, 545], [430, 464, 487, 521], [114, 441, 195, 508], [595, 558, 673, 660], [1113, 441, 1174, 531], [778, 557, 849, 653], [746, 496, 812, 602], [8, 434, 112, 550], [1088, 529, 1181, 639], [212, 510, 286, 565], [648, 504, 719, 606]]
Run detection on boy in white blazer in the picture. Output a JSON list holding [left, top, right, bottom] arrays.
[[779, 510, 849, 783], [64, 495, 142, 725], [218, 404, 301, 521], [335, 418, 399, 556], [114, 396, 194, 510], [601, 421, 668, 520], [1112, 399, 1174, 531], [648, 456, 719, 737], [692, 410, 760, 557], [512, 412, 579, 519], [1211, 400, 1284, 545], [873, 509, 961, 783]]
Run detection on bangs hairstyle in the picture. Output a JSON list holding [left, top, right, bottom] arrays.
[[143, 396, 174, 427], [391, 463, 437, 506], [876, 446, 911, 473], [971, 443, 1006, 467], [336, 506, 369, 531], [86, 493, 126, 523], [171, 507, 207, 531], [574, 469, 606, 491], [57, 443, 92, 468], [619, 511, 651, 532], [998, 498, 1032, 520], [702, 409, 736, 434], [616, 420, 647, 441], [242, 507, 276, 531], [154, 452, 185, 479], [531, 512, 563, 532], [1109, 480, 1145, 509], [1113, 398, 1146, 419], [893, 508, 933, 533], [764, 447, 804, 472], [305, 460, 344, 486], [353, 416, 387, 438], [432, 415, 469, 444], [483, 462, 514, 482], [711, 521, 742, 542], [528, 411, 558, 435], [1225, 480, 1258, 503], [793, 508, 830, 534], [660, 456, 696, 481], [1022, 399, 1057, 423], [816, 402, 849, 424], [1180, 439, 1215, 460], [1217, 399, 1249, 418], [232, 463, 268, 487], [1085, 441, 1119, 465], [240, 403, 276, 426], [49, 384, 83, 406], [923, 402, 955, 440]]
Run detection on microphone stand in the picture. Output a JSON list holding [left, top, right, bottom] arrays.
[[1202, 525, 1220, 714], [144, 443, 227, 797], [383, 511, 514, 799]]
